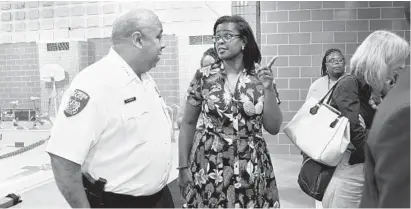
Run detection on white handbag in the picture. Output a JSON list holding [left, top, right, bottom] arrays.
[[283, 78, 350, 167]]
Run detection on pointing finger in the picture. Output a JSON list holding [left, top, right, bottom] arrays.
[[267, 56, 279, 68]]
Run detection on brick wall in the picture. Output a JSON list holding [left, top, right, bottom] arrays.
[[86, 35, 180, 106], [87, 38, 111, 64], [0, 1, 227, 119], [232, 1, 258, 37], [79, 41, 90, 72], [38, 41, 88, 116], [150, 35, 180, 105], [0, 42, 39, 110], [0, 36, 178, 119], [260, 1, 411, 154]]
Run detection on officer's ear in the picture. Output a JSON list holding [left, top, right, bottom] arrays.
[[131, 31, 143, 49]]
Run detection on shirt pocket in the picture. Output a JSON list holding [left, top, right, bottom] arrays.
[[121, 86, 148, 120], [121, 92, 150, 145], [122, 100, 149, 120]]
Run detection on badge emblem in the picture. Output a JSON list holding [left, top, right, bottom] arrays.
[[64, 89, 90, 117]]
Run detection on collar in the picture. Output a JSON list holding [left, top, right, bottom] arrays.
[[218, 61, 247, 75], [107, 47, 147, 85]]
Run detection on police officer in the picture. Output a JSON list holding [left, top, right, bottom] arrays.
[[46, 8, 174, 208]]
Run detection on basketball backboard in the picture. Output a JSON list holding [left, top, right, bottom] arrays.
[[39, 64, 66, 82]]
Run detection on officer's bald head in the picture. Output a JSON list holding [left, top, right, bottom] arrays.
[[111, 8, 161, 45]]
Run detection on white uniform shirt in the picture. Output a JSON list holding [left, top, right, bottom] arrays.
[[46, 48, 173, 196]]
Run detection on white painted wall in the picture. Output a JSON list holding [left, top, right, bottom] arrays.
[[0, 1, 231, 43]]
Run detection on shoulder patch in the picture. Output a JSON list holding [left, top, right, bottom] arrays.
[[64, 89, 90, 117]]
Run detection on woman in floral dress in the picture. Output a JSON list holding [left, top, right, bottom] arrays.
[[178, 15, 283, 208]]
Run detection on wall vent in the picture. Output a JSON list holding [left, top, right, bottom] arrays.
[[189, 35, 213, 45], [46, 42, 70, 51]]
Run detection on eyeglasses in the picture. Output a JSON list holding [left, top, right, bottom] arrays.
[[327, 58, 345, 65], [212, 33, 241, 43]]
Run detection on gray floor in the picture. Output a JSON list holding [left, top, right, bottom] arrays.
[[11, 154, 314, 208], [0, 128, 314, 208]]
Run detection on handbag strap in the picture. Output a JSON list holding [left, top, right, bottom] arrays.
[[309, 75, 353, 116], [319, 75, 349, 105]]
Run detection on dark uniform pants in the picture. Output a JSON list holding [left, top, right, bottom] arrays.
[[88, 186, 175, 208]]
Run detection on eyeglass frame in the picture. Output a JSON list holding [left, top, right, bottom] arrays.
[[212, 33, 242, 43], [326, 58, 346, 65]]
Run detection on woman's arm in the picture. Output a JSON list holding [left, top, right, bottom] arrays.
[[178, 102, 201, 167], [332, 76, 368, 148], [176, 101, 186, 129], [178, 69, 203, 167], [262, 87, 283, 135]]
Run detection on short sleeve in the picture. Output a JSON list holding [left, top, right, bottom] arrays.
[[186, 70, 203, 107], [45, 87, 107, 165]]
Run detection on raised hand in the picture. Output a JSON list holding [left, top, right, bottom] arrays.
[[255, 56, 278, 90]]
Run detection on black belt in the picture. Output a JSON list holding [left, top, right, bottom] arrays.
[[83, 173, 169, 208], [105, 190, 162, 201], [100, 189, 164, 208]]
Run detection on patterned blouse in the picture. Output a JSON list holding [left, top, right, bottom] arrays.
[[183, 61, 281, 208]]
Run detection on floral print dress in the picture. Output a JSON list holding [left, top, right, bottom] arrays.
[[183, 62, 280, 208]]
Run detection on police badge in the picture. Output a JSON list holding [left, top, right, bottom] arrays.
[[64, 89, 90, 117]]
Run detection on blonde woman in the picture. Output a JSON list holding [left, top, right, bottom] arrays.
[[322, 30, 410, 208]]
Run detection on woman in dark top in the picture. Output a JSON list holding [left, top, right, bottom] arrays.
[[322, 30, 410, 208]]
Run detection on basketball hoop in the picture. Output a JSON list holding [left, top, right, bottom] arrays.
[[40, 64, 65, 82], [39, 64, 66, 116]]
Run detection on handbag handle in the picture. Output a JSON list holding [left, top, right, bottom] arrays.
[[309, 75, 351, 115]]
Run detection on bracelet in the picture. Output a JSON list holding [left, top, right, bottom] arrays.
[[176, 165, 189, 170], [269, 84, 281, 105]]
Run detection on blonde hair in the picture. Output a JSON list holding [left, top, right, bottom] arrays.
[[350, 30, 410, 93]]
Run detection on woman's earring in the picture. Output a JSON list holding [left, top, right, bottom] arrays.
[[242, 45, 245, 51]]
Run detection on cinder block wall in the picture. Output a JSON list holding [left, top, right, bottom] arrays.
[[87, 38, 111, 65], [86, 35, 180, 105], [0, 1, 181, 114], [150, 35, 180, 105], [259, 1, 410, 154], [232, 1, 258, 37], [0, 42, 39, 110]]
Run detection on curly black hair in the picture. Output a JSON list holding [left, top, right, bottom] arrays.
[[321, 48, 344, 76]]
